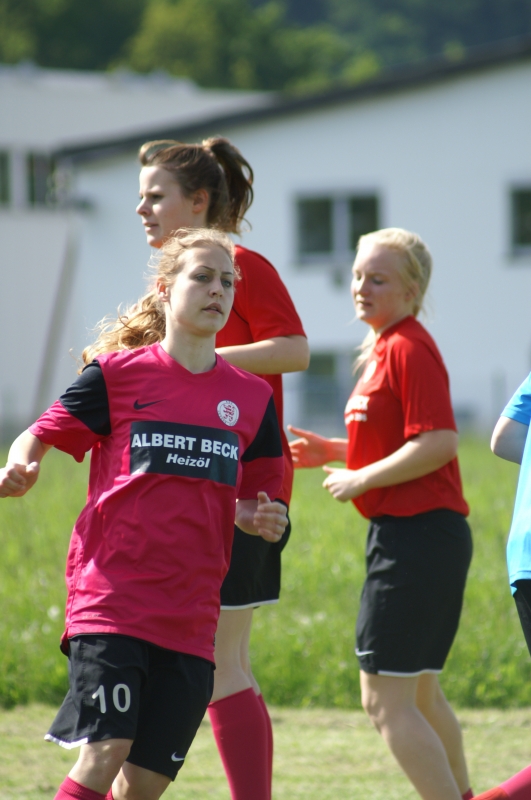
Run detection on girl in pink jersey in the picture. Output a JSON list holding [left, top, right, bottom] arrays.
[[289, 228, 473, 800], [133, 137, 309, 800], [0, 229, 287, 800]]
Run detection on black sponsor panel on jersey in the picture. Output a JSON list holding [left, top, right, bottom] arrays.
[[130, 421, 239, 486]]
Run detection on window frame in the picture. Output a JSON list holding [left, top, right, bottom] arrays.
[[294, 191, 380, 269], [27, 152, 56, 207], [0, 151, 9, 206], [509, 185, 531, 258]]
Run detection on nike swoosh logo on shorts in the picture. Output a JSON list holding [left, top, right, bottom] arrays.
[[171, 753, 185, 762], [355, 648, 375, 656], [133, 399, 163, 410]]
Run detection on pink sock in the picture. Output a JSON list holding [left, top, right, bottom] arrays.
[[257, 693, 273, 795], [462, 791, 474, 800], [501, 765, 531, 799], [209, 687, 270, 800], [54, 776, 107, 800]]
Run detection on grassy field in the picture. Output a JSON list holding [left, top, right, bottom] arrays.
[[1, 704, 531, 798], [0, 437, 528, 711]]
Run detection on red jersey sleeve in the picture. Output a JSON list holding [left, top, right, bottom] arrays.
[[238, 395, 284, 500], [231, 246, 306, 342], [29, 361, 110, 462], [386, 336, 457, 440], [29, 402, 106, 462]]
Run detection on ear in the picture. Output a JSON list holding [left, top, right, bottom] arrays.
[[190, 188, 209, 216], [404, 281, 419, 302], [156, 280, 169, 302]]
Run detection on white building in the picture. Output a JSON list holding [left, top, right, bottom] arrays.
[[0, 64, 273, 440], [2, 38, 531, 438]]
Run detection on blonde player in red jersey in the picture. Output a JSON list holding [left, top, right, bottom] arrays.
[[289, 228, 473, 800]]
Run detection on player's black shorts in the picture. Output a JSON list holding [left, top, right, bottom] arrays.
[[513, 580, 531, 657], [356, 509, 472, 677], [45, 634, 214, 780], [220, 504, 291, 609]]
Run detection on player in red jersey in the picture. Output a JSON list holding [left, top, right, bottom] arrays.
[[289, 228, 473, 800], [0, 229, 287, 800], [134, 137, 309, 800]]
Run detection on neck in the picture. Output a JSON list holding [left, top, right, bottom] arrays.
[[160, 328, 217, 374], [373, 311, 413, 337]]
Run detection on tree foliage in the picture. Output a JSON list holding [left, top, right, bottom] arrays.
[[0, 0, 530, 91], [0, 0, 145, 70], [124, 0, 351, 91]]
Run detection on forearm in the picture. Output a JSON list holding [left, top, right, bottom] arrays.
[[326, 438, 348, 462], [491, 416, 528, 464], [358, 430, 458, 492], [8, 430, 51, 465], [0, 430, 51, 497], [216, 335, 310, 374], [288, 424, 348, 467]]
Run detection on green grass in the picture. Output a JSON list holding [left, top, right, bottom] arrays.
[[2, 704, 531, 798], [252, 438, 526, 709], [0, 439, 527, 709]]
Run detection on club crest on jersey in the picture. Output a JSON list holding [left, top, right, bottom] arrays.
[[217, 400, 239, 427]]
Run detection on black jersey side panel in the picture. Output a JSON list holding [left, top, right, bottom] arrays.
[[241, 395, 282, 462]]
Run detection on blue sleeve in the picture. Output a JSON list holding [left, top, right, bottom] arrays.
[[502, 373, 531, 426]]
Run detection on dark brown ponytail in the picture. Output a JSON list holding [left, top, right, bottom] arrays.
[[138, 137, 254, 234]]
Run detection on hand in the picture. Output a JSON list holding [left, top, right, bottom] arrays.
[[288, 425, 337, 468], [0, 462, 40, 498], [253, 492, 288, 542], [322, 466, 367, 502]]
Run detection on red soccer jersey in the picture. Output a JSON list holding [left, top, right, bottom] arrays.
[[216, 245, 306, 505], [345, 316, 469, 519], [29, 344, 284, 662]]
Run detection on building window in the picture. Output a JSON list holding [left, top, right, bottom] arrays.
[[298, 198, 333, 256], [512, 189, 531, 250], [297, 194, 379, 262], [303, 353, 338, 417], [0, 152, 9, 205], [27, 153, 55, 206], [301, 351, 354, 434]]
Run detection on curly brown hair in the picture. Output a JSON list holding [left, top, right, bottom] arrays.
[[81, 228, 237, 368]]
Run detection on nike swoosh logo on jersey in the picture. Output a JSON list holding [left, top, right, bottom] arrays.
[[134, 399, 163, 410], [355, 649, 375, 656], [171, 753, 185, 762]]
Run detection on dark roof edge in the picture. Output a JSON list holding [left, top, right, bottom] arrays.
[[55, 34, 531, 166]]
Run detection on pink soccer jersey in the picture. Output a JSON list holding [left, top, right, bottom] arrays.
[[30, 343, 284, 662]]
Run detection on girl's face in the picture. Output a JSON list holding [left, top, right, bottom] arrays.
[[351, 242, 417, 333], [136, 166, 209, 248], [158, 245, 235, 339]]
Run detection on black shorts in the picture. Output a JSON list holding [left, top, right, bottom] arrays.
[[220, 506, 291, 609], [356, 509, 472, 677], [514, 580, 531, 657], [45, 635, 214, 780]]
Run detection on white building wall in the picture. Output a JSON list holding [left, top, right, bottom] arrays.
[[0, 211, 69, 436], [3, 59, 531, 436], [216, 60, 531, 429], [0, 67, 271, 437]]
